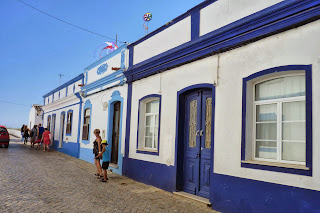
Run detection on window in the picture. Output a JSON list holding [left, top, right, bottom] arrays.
[[254, 75, 305, 164], [241, 65, 312, 176], [47, 116, 51, 131], [137, 95, 161, 154], [66, 111, 73, 134], [82, 109, 90, 140]]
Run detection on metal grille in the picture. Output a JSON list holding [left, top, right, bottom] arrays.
[[189, 100, 197, 148], [205, 98, 212, 149]]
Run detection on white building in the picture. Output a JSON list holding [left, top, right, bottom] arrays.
[[123, 0, 320, 212], [78, 44, 128, 175], [42, 74, 84, 157], [28, 104, 43, 129]]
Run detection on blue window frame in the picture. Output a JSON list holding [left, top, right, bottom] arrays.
[[241, 65, 312, 176], [82, 100, 92, 145], [136, 94, 161, 155], [66, 109, 73, 136]]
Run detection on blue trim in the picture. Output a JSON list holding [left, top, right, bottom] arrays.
[[175, 84, 215, 198], [66, 86, 68, 97], [51, 113, 56, 141], [241, 65, 312, 176], [82, 70, 125, 95], [82, 100, 92, 145], [84, 44, 127, 71], [211, 173, 320, 213], [66, 109, 73, 136], [121, 49, 126, 69], [106, 90, 124, 175], [73, 84, 75, 93], [75, 92, 82, 158], [59, 111, 66, 147], [123, 83, 132, 173], [58, 91, 60, 99], [136, 94, 161, 156], [47, 115, 51, 130], [43, 74, 83, 98], [79, 147, 95, 164], [43, 102, 80, 114], [128, 0, 216, 48], [125, 0, 320, 83], [52, 140, 79, 158], [191, 8, 200, 40]]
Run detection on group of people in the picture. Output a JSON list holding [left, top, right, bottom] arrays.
[[93, 129, 110, 183], [20, 124, 51, 151]]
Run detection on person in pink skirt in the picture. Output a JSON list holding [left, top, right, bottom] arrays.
[[41, 128, 51, 152]]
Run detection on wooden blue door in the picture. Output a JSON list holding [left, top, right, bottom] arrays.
[[183, 90, 212, 198]]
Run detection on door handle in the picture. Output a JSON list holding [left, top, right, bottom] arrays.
[[200, 130, 203, 136], [195, 130, 200, 136], [195, 153, 200, 159]]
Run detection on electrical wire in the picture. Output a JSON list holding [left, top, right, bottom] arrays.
[[16, 0, 125, 43], [0, 100, 32, 107]]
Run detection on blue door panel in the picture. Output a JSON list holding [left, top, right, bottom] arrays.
[[183, 89, 212, 198]]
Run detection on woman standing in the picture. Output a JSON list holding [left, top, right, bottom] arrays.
[[93, 129, 103, 178], [41, 128, 51, 152], [21, 124, 25, 141], [23, 125, 29, 144]]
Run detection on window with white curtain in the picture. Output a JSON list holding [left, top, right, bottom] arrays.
[[254, 75, 306, 164], [137, 96, 161, 152]]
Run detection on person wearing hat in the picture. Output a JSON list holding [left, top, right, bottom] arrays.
[[95, 140, 110, 182]]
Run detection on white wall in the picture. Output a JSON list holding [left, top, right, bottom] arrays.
[[79, 85, 128, 157], [133, 16, 191, 65], [200, 0, 283, 36], [213, 19, 320, 191], [42, 95, 80, 144], [28, 106, 42, 129], [86, 53, 122, 85], [130, 56, 218, 165]]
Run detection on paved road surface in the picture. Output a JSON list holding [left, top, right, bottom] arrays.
[[0, 138, 215, 213]]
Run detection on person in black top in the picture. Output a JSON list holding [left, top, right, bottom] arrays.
[[93, 129, 103, 178], [21, 124, 25, 141], [23, 125, 30, 144]]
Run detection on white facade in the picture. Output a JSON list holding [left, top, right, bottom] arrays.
[[28, 105, 43, 129]]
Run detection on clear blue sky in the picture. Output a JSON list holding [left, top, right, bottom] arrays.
[[0, 0, 201, 128]]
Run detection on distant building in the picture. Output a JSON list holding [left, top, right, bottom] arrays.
[[28, 104, 43, 128]]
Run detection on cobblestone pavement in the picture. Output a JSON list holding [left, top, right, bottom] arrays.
[[0, 137, 216, 213]]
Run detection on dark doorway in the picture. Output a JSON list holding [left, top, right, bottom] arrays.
[[111, 101, 121, 164]]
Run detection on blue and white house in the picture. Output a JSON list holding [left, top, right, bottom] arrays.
[[123, 0, 320, 212], [78, 44, 128, 175], [42, 74, 84, 158]]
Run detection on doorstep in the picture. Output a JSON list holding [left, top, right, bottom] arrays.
[[173, 191, 211, 206]]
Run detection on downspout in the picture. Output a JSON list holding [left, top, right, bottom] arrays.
[[75, 92, 83, 159]]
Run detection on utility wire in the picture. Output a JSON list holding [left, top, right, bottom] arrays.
[[0, 100, 32, 107], [16, 0, 125, 43]]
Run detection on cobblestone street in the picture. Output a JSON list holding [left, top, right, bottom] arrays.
[[0, 138, 215, 213]]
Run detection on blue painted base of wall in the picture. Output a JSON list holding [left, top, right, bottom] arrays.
[[52, 140, 79, 158], [211, 173, 320, 213], [109, 153, 123, 175], [79, 147, 95, 164], [123, 157, 176, 192]]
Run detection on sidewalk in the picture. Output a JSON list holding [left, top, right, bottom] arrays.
[[0, 139, 216, 213]]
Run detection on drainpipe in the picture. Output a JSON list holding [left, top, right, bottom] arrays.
[[75, 92, 83, 159]]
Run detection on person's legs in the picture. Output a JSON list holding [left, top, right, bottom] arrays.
[[46, 144, 49, 151], [103, 168, 107, 181]]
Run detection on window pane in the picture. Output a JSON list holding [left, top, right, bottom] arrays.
[[155, 114, 159, 126], [154, 128, 158, 149], [85, 117, 90, 124], [145, 127, 153, 137], [85, 109, 90, 116], [282, 122, 305, 141], [255, 76, 305, 101], [283, 101, 305, 121], [282, 141, 305, 162], [146, 100, 159, 113], [145, 136, 152, 148], [146, 115, 154, 127], [256, 141, 277, 159], [256, 123, 277, 140], [256, 104, 277, 122]]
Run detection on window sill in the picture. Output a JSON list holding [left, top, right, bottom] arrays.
[[136, 149, 159, 156], [241, 160, 311, 176]]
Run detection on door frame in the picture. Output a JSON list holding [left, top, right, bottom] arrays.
[[107, 90, 124, 174], [175, 84, 215, 198], [59, 111, 65, 148]]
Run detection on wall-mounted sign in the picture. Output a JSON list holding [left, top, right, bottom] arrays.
[[97, 63, 108, 75]]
